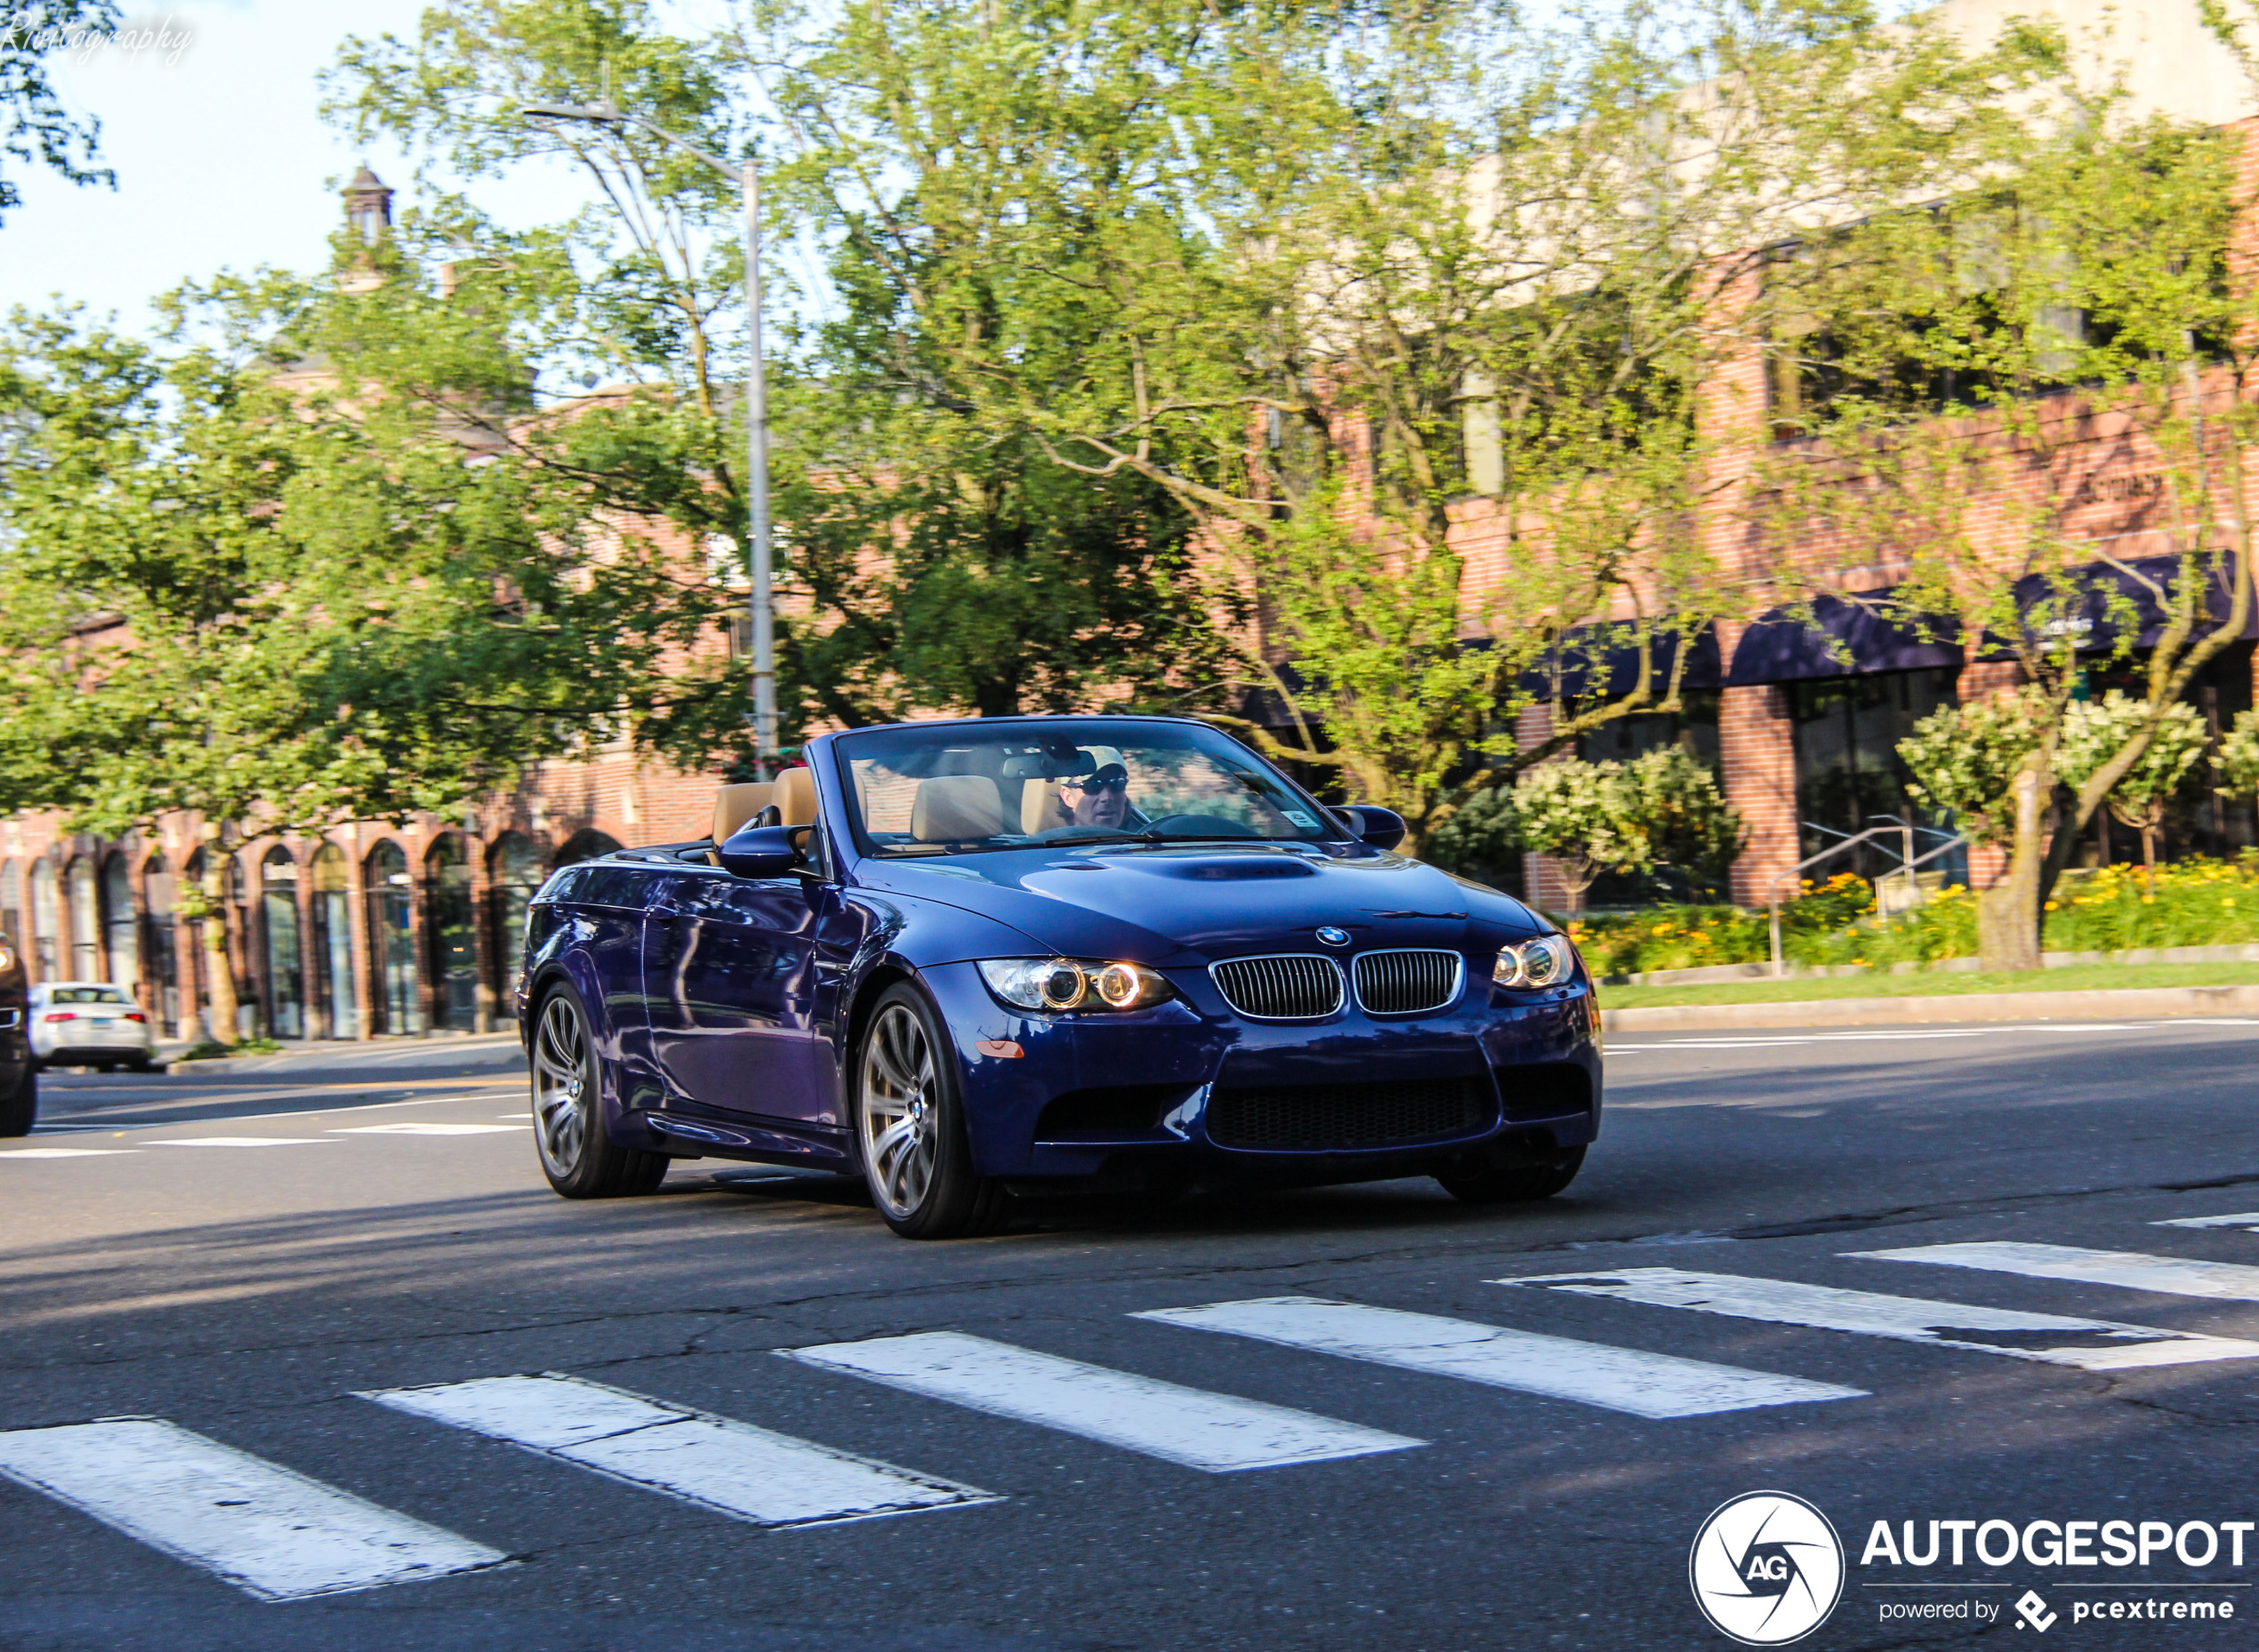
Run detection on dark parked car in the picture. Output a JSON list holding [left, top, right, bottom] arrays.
[[0, 934, 33, 1136], [517, 716, 1602, 1239]]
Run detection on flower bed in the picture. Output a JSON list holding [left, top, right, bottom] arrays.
[[1565, 855, 2259, 976]]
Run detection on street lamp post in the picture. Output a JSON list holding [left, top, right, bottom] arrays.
[[522, 98, 776, 780]]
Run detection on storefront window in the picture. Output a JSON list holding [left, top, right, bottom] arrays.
[[261, 847, 304, 1039], [1787, 668, 1963, 881]]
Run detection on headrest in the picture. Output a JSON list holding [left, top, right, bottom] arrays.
[[711, 782, 774, 846], [1022, 777, 1071, 834], [911, 775, 1003, 842], [776, 766, 819, 827]]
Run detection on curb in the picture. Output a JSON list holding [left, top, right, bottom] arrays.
[[165, 1030, 524, 1077], [1601, 984, 2259, 1031]]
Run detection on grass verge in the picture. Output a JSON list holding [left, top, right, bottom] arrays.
[[1599, 961, 2259, 1009]]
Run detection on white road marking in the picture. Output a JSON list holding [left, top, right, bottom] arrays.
[[147, 1137, 334, 1149], [782, 1330, 1424, 1471], [360, 1373, 991, 1527], [1497, 1267, 2259, 1370], [1132, 1296, 1861, 1419], [0, 1148, 135, 1159], [2155, 1212, 2259, 1231], [1611, 1032, 1986, 1051], [1856, 1241, 2259, 1303], [0, 1417, 504, 1600], [328, 1123, 525, 1136]]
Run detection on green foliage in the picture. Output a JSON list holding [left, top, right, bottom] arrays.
[[2057, 692, 2207, 838], [1508, 759, 1649, 914], [1899, 693, 2046, 848], [0, 1, 118, 221], [2222, 708, 2259, 798], [1628, 748, 1745, 892], [1424, 783, 1522, 889]]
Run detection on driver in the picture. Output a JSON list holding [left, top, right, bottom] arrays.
[[1058, 759, 1134, 829]]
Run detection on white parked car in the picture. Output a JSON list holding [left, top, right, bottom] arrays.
[[30, 982, 158, 1072]]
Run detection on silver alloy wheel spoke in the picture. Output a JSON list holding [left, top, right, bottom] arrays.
[[859, 1005, 936, 1219], [534, 997, 589, 1176]]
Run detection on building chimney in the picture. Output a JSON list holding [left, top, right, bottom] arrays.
[[343, 164, 394, 247]]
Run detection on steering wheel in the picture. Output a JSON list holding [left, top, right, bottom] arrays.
[[1138, 814, 1259, 838]]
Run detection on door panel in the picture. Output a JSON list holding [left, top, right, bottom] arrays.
[[645, 870, 842, 1127]]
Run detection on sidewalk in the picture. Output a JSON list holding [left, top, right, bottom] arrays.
[[1602, 982, 2259, 1031], [152, 1030, 525, 1077]]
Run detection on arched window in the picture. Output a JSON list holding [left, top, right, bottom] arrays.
[[426, 834, 476, 1030], [364, 840, 422, 1035], [0, 860, 20, 954], [100, 854, 139, 999], [66, 855, 100, 979], [180, 849, 207, 1026], [555, 829, 622, 866], [308, 844, 357, 1039], [261, 847, 304, 1039], [141, 854, 180, 1037], [29, 860, 60, 981], [488, 833, 545, 1004]]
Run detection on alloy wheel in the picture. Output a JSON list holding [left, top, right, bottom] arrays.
[[859, 1003, 937, 1219], [533, 993, 591, 1177]]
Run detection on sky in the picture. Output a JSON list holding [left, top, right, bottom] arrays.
[[1, 0, 599, 335]]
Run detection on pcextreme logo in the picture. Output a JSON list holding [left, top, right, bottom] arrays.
[[1690, 1491, 1847, 1646]]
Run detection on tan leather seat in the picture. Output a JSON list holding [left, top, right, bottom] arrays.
[[911, 775, 1003, 841], [1021, 778, 1070, 834], [776, 766, 819, 827], [711, 782, 775, 846]]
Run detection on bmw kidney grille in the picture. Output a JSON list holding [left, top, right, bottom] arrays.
[[1351, 949, 1464, 1015], [1209, 955, 1346, 1021]]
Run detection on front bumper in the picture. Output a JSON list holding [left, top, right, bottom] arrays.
[[922, 958, 1602, 1190]]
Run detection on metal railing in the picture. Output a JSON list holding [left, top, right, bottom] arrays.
[[1765, 815, 1966, 978]]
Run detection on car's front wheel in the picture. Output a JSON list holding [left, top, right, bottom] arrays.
[[0, 1065, 35, 1136], [531, 983, 667, 1199], [853, 984, 1007, 1239], [1436, 1144, 1585, 1204]]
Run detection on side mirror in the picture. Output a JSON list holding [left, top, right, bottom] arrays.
[[717, 822, 802, 879], [1342, 805, 1407, 852]]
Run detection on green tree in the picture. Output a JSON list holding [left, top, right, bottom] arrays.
[[1628, 749, 1745, 900], [1508, 759, 1650, 917], [2056, 693, 2207, 895], [1900, 692, 2047, 854], [1, 1, 118, 222], [1756, 110, 2255, 968]]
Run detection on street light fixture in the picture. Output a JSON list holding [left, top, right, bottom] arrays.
[[521, 97, 776, 781]]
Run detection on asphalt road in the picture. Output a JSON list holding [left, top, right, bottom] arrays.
[[6, 1018, 2259, 1651]]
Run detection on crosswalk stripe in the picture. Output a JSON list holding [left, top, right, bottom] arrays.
[[1131, 1296, 1862, 1419], [147, 1137, 332, 1149], [780, 1331, 1424, 1472], [360, 1374, 991, 1528], [0, 1148, 134, 1159], [1853, 1241, 2259, 1302], [1496, 1267, 2259, 1370], [0, 1417, 504, 1600], [328, 1124, 525, 1136], [2155, 1212, 2259, 1231]]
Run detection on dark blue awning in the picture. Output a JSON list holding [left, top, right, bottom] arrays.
[[1528, 622, 1722, 700], [2007, 554, 2256, 654], [1726, 590, 1961, 686]]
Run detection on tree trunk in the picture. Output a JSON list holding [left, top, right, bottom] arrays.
[[2141, 823, 2159, 898], [1976, 764, 2048, 973], [198, 855, 240, 1047]]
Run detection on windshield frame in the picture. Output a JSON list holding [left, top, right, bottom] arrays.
[[828, 718, 1360, 862]]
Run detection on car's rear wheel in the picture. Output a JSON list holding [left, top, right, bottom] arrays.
[[1436, 1144, 1586, 1204], [531, 984, 667, 1199], [853, 985, 1007, 1239], [0, 1065, 35, 1136]]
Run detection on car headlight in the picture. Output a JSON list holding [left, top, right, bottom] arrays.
[[1493, 934, 1575, 990], [0, 943, 13, 973], [977, 958, 1175, 1013]]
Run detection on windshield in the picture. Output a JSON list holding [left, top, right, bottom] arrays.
[[835, 721, 1345, 857]]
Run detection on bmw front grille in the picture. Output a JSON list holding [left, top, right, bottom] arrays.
[[1208, 955, 1347, 1021], [1350, 949, 1464, 1015]]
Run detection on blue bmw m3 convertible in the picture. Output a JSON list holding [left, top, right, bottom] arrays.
[[518, 716, 1602, 1238]]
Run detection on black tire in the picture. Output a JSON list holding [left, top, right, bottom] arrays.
[[0, 1066, 36, 1137], [1437, 1144, 1586, 1205], [851, 982, 1008, 1239], [530, 982, 668, 1199]]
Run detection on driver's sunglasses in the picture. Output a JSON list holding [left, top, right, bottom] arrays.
[[1065, 774, 1127, 795]]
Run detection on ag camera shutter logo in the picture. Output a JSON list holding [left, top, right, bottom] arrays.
[[1690, 1491, 1845, 1645]]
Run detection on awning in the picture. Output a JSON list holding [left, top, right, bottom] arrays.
[[1528, 622, 1723, 700], [1726, 590, 1961, 686], [2008, 553, 2256, 654]]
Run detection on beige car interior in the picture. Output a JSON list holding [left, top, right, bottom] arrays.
[[709, 769, 822, 863], [911, 775, 1005, 842]]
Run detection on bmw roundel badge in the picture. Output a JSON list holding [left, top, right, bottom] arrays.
[[1315, 926, 1352, 948]]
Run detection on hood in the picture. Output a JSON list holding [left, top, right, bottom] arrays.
[[849, 842, 1547, 963]]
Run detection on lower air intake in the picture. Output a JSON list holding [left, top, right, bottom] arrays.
[[1206, 1076, 1496, 1151]]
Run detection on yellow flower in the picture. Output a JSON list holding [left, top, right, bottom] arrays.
[[2044, 901, 2058, 911]]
